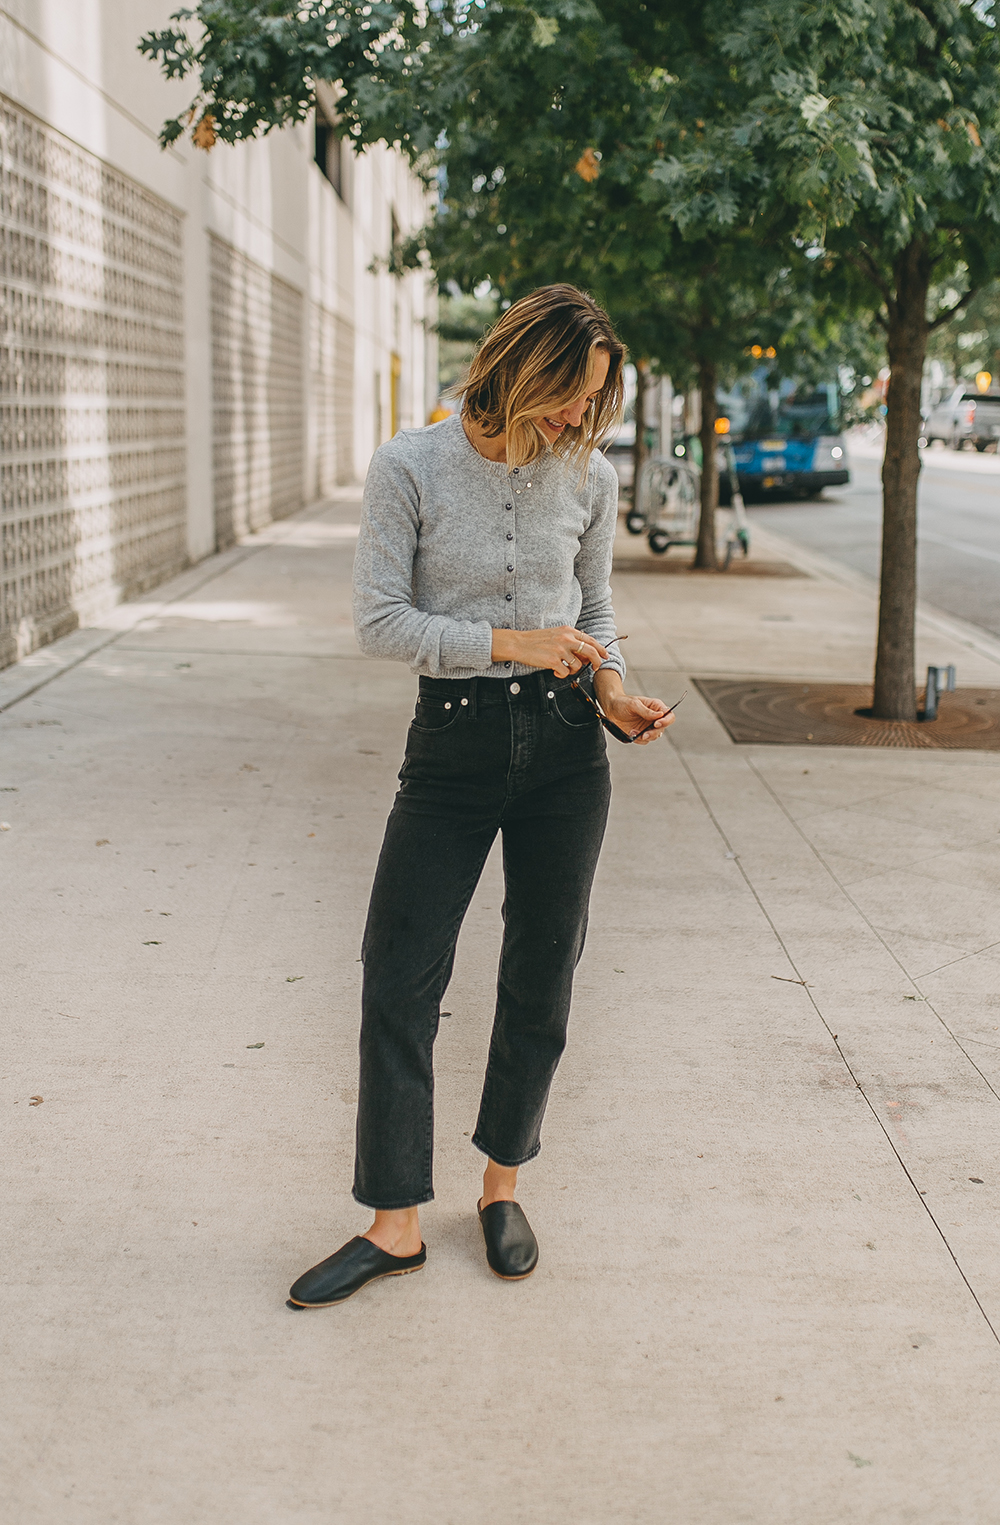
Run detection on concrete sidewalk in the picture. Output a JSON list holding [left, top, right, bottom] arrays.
[[3, 495, 1000, 1525]]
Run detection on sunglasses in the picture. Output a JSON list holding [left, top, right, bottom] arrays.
[[562, 633, 686, 743], [569, 682, 686, 743]]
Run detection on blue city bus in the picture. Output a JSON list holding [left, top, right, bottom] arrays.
[[718, 373, 850, 500]]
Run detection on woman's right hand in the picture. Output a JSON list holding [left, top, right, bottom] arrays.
[[491, 625, 609, 675]]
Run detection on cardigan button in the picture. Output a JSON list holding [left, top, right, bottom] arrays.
[[505, 593, 512, 601]]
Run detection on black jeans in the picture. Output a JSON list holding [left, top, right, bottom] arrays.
[[353, 669, 612, 1210]]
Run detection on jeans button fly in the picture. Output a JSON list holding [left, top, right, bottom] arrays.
[[509, 682, 520, 695]]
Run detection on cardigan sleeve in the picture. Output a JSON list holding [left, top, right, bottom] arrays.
[[574, 452, 626, 680], [352, 441, 496, 674]]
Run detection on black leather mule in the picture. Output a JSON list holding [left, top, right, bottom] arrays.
[[478, 1199, 539, 1280], [288, 1236, 426, 1307]]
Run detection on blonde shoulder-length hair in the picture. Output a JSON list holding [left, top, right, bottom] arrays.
[[455, 284, 626, 471]]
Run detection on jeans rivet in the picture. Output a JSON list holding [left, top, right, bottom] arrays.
[[460, 697, 468, 706], [509, 682, 521, 695], [444, 702, 452, 709], [547, 691, 554, 699]]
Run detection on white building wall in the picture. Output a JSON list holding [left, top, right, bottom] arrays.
[[0, 0, 436, 667]]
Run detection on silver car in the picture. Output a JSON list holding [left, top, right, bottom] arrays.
[[922, 385, 1000, 451]]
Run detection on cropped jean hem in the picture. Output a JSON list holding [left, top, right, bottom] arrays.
[[351, 1187, 435, 1212], [470, 1134, 542, 1169]]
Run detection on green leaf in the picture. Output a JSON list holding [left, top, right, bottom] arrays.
[[532, 15, 559, 48], [800, 94, 831, 127]]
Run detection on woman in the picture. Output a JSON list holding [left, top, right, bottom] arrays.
[[289, 285, 673, 1308]]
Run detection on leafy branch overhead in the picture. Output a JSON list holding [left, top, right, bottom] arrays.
[[138, 0, 638, 156], [138, 0, 431, 150]]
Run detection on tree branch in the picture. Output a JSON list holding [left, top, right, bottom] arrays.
[[929, 285, 979, 330], [839, 247, 894, 313]]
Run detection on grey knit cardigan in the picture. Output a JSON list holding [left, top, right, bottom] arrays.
[[352, 412, 625, 682]]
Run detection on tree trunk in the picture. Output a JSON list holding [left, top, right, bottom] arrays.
[[873, 241, 931, 721], [693, 358, 718, 569], [631, 358, 649, 509]]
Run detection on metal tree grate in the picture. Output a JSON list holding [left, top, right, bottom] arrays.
[[693, 679, 1000, 750]]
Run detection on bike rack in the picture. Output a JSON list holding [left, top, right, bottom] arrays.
[[630, 445, 751, 569]]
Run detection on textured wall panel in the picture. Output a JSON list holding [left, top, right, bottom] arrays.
[[209, 237, 303, 547], [310, 301, 355, 495], [0, 95, 186, 669]]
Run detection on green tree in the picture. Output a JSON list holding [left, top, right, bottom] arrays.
[[659, 0, 1000, 716]]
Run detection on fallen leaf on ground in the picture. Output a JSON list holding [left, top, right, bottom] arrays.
[[95, 839, 109, 846], [143, 940, 162, 946], [240, 763, 259, 772], [286, 975, 303, 982], [29, 1095, 43, 1106], [247, 1042, 265, 1049]]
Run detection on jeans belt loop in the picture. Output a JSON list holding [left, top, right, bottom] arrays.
[[469, 677, 478, 721]]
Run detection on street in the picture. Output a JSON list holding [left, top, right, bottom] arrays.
[[748, 436, 1000, 639]]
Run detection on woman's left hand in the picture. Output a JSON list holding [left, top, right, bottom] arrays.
[[601, 692, 672, 744]]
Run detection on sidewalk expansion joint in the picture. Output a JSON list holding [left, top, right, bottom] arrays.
[[671, 734, 1000, 1350]]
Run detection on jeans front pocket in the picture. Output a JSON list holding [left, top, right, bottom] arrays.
[[551, 685, 601, 731], [410, 694, 463, 734]]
